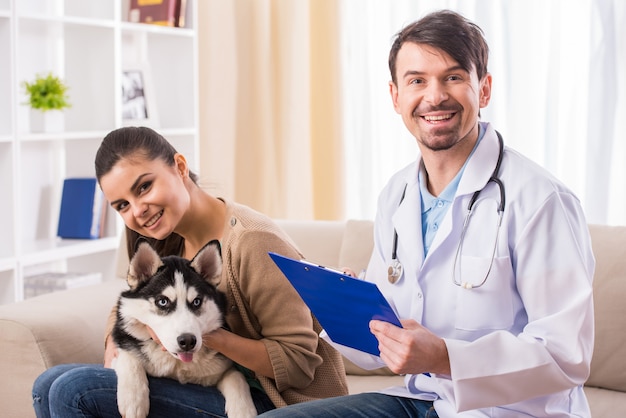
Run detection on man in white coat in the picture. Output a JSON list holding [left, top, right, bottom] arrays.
[[259, 9, 595, 417]]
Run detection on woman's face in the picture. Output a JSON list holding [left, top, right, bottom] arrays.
[[99, 153, 190, 240]]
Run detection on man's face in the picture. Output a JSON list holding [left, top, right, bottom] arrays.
[[389, 42, 491, 152]]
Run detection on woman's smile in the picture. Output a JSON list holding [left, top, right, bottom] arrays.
[[144, 209, 164, 228]]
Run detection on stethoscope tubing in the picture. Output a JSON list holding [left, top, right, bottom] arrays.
[[389, 131, 506, 287]]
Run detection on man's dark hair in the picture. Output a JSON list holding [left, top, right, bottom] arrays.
[[388, 10, 489, 85]]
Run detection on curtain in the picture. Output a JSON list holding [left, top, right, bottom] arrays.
[[340, 0, 626, 225], [197, 0, 344, 220]]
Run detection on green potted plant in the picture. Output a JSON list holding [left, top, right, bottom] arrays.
[[22, 72, 71, 132]]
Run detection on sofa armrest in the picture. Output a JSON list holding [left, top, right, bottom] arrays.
[[0, 279, 126, 418]]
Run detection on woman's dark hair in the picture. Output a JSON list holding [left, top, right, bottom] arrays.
[[388, 10, 489, 85], [95, 126, 198, 259]]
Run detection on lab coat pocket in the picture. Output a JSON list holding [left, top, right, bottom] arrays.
[[454, 255, 515, 331]]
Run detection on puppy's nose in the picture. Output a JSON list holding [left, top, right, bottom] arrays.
[[177, 333, 197, 351]]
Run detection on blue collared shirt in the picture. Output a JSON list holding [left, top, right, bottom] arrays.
[[419, 124, 486, 255]]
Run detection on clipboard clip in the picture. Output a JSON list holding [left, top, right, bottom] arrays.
[[299, 259, 348, 277]]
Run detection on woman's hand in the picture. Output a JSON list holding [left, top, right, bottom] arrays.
[[146, 325, 167, 352], [104, 325, 167, 368], [103, 334, 118, 368], [203, 328, 275, 379]]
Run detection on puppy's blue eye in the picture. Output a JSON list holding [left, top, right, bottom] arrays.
[[191, 297, 202, 308], [156, 296, 170, 308]]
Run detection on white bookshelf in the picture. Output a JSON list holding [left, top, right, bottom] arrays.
[[0, 0, 198, 304]]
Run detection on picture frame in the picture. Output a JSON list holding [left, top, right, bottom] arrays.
[[121, 63, 159, 127]]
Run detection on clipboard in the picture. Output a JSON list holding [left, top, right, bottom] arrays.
[[268, 252, 402, 356]]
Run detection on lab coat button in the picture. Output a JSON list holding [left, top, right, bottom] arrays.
[[230, 217, 237, 227], [417, 292, 423, 299]]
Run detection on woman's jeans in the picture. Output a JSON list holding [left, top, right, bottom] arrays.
[[257, 392, 438, 418], [32, 363, 275, 418]]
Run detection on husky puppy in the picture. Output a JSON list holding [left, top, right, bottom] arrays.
[[112, 240, 257, 418]]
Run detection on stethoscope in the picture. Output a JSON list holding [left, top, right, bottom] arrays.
[[388, 131, 506, 289]]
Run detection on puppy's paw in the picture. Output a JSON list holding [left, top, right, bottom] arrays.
[[117, 381, 150, 418], [225, 402, 258, 418], [219, 368, 258, 418], [115, 350, 150, 418], [117, 400, 149, 418]]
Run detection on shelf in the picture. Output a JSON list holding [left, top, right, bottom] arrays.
[[121, 21, 194, 36], [15, 0, 114, 21], [17, 130, 112, 142], [0, 258, 15, 273], [158, 127, 198, 137], [1, 0, 198, 304], [20, 236, 120, 267], [16, 14, 116, 29]]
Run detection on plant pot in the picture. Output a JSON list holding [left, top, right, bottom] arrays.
[[30, 109, 65, 133]]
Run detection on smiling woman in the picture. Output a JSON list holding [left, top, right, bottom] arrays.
[[31, 126, 349, 417]]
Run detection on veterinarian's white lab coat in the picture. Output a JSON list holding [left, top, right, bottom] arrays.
[[328, 123, 595, 417]]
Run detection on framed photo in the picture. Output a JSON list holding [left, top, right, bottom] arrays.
[[121, 63, 159, 127]]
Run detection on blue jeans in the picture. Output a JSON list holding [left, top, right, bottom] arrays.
[[32, 363, 275, 418], [257, 393, 438, 418]]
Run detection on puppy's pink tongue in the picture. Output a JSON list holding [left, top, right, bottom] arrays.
[[179, 352, 194, 363]]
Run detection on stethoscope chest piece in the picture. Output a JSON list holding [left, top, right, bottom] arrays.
[[388, 259, 403, 284]]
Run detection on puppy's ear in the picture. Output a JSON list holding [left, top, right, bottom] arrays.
[[190, 240, 222, 286], [127, 242, 163, 290], [133, 237, 151, 254]]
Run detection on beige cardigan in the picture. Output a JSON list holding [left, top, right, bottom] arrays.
[[106, 199, 348, 407]]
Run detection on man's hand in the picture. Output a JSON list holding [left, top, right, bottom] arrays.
[[370, 319, 450, 376], [341, 268, 357, 277]]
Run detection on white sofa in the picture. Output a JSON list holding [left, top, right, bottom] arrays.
[[1, 220, 625, 417]]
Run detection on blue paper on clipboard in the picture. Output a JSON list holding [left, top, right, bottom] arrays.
[[268, 252, 402, 356]]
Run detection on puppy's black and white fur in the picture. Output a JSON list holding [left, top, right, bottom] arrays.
[[111, 240, 257, 418]]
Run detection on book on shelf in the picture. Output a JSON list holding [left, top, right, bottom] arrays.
[[128, 0, 187, 28], [24, 271, 103, 299], [177, 0, 187, 28], [57, 177, 107, 240]]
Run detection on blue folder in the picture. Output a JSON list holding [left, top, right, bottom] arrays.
[[57, 178, 105, 239], [268, 252, 402, 356]]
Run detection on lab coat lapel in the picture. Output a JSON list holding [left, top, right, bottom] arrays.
[[457, 123, 501, 197], [391, 176, 424, 273]]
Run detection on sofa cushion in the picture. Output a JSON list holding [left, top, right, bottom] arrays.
[[338, 219, 374, 273], [275, 219, 344, 268], [346, 374, 404, 394], [583, 386, 626, 417], [586, 224, 626, 392], [0, 279, 126, 417]]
